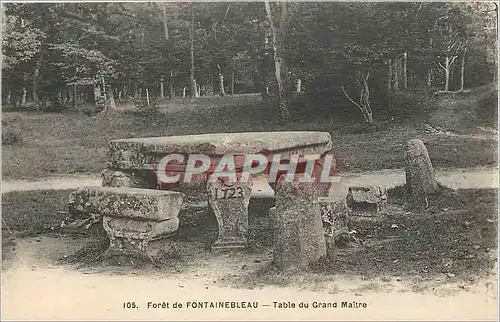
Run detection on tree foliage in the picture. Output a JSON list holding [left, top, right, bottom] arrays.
[[2, 2, 496, 120]]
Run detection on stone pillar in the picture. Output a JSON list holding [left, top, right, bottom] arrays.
[[272, 174, 326, 271], [404, 139, 439, 201], [207, 175, 253, 250]]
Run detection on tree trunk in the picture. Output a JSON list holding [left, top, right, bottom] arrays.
[[160, 76, 164, 98], [94, 85, 103, 110], [387, 59, 393, 108], [146, 88, 150, 106], [217, 64, 226, 96], [404, 139, 439, 203], [72, 85, 77, 108], [360, 73, 374, 124], [159, 2, 169, 40], [6, 88, 11, 106], [460, 47, 467, 91], [169, 70, 174, 98], [57, 90, 63, 106], [393, 56, 399, 90], [189, 4, 198, 98], [444, 56, 450, 91], [264, 1, 291, 120], [159, 2, 174, 100], [257, 16, 271, 106], [428, 37, 434, 88], [387, 59, 393, 92], [296, 78, 301, 93], [231, 69, 235, 96], [182, 87, 186, 98], [22, 87, 27, 105], [403, 52, 408, 89], [33, 64, 40, 110], [438, 55, 459, 91], [40, 96, 48, 110], [258, 59, 270, 105], [104, 85, 116, 111], [342, 72, 374, 124]]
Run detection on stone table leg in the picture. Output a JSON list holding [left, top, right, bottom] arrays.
[[207, 175, 253, 250]]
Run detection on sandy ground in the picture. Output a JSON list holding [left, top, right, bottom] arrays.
[[1, 166, 498, 195], [2, 235, 498, 321]]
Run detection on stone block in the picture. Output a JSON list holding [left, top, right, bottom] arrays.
[[346, 186, 388, 212], [68, 186, 184, 221], [102, 216, 179, 259], [102, 216, 179, 240]]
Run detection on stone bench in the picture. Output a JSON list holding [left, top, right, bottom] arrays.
[[68, 187, 184, 260]]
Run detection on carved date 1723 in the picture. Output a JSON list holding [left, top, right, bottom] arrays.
[[213, 187, 244, 200]]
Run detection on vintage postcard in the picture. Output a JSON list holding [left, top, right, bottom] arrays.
[[1, 0, 498, 320]]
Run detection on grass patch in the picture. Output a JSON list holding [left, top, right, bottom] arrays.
[[428, 85, 498, 134], [313, 188, 498, 280], [225, 188, 497, 290], [2, 229, 16, 267], [2, 122, 22, 145], [2, 88, 497, 179], [1, 189, 71, 234]]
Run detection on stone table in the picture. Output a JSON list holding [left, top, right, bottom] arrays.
[[103, 131, 335, 250]]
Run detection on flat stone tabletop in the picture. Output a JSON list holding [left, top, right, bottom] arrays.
[[109, 131, 332, 155]]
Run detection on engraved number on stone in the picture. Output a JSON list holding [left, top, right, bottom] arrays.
[[214, 187, 244, 199]]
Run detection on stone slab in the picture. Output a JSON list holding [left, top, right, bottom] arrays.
[[68, 186, 184, 221], [108, 131, 332, 170]]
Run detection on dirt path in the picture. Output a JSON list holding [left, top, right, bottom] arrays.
[[1, 173, 102, 194], [2, 236, 498, 321], [2, 167, 497, 195]]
